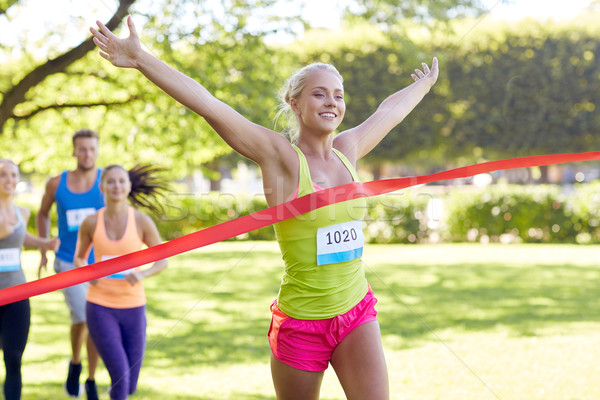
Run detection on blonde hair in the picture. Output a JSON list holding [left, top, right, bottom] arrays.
[[274, 63, 343, 143]]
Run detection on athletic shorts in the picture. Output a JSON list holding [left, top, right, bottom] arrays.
[[54, 258, 89, 324], [268, 289, 378, 372]]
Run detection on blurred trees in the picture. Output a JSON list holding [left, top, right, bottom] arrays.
[[0, 0, 299, 180], [0, 0, 598, 184], [288, 18, 600, 175], [442, 22, 600, 161]]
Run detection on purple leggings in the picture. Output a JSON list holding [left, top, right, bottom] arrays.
[[86, 302, 146, 400]]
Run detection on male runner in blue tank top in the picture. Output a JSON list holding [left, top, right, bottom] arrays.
[[37, 129, 103, 400]]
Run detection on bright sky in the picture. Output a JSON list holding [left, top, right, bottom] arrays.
[[304, 0, 596, 27], [481, 0, 596, 21], [0, 0, 596, 52]]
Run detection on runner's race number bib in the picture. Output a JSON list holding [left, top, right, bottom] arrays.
[[102, 255, 136, 279], [0, 248, 20, 272], [316, 220, 364, 266], [66, 208, 96, 232]]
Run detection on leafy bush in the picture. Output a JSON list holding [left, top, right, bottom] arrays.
[[156, 191, 431, 244], [568, 181, 600, 243], [443, 183, 597, 243], [157, 193, 275, 241], [19, 182, 600, 245]]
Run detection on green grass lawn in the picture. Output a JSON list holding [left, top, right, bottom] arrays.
[[6, 242, 600, 399]]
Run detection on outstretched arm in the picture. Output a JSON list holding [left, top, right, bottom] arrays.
[[334, 57, 439, 161], [90, 16, 292, 167], [18, 207, 60, 255]]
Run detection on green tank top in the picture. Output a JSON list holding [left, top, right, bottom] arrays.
[[273, 144, 368, 320]]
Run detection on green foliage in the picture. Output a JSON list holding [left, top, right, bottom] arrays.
[[157, 192, 276, 241], [346, 0, 486, 25], [0, 0, 20, 14], [444, 182, 600, 244], [0, 0, 300, 182], [286, 18, 600, 168], [567, 181, 600, 243], [364, 192, 431, 243], [3, 2, 600, 190], [154, 183, 600, 245], [439, 19, 600, 161], [154, 191, 432, 243]]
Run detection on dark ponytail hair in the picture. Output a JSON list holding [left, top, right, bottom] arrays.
[[101, 164, 171, 214]]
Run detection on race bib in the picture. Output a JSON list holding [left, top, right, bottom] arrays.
[[102, 255, 136, 279], [316, 220, 364, 266], [66, 208, 96, 232], [0, 248, 21, 272]]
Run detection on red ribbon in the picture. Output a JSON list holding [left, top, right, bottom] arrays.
[[1, 151, 598, 306]]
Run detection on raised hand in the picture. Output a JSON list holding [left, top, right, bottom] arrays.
[[90, 15, 142, 68], [411, 57, 439, 86]]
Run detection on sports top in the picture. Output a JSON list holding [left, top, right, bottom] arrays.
[[55, 169, 104, 263], [86, 207, 146, 309], [0, 207, 27, 290], [273, 144, 368, 320]]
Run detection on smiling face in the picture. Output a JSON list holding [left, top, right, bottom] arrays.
[[291, 69, 346, 136], [100, 166, 131, 203], [0, 160, 19, 198]]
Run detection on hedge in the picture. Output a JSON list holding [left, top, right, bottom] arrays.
[[17, 181, 600, 245], [157, 183, 600, 244], [443, 182, 600, 244]]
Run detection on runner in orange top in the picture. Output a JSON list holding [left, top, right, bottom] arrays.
[[74, 165, 168, 400]]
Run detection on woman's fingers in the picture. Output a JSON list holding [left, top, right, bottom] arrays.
[[422, 62, 430, 74], [92, 36, 107, 52], [96, 20, 115, 40], [126, 15, 138, 38]]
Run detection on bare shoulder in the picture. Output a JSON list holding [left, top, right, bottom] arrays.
[[44, 174, 61, 195], [134, 210, 162, 245], [332, 131, 359, 165], [134, 210, 157, 231], [259, 138, 300, 205], [81, 213, 99, 231]]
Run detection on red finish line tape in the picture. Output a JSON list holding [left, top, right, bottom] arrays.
[[1, 151, 598, 306]]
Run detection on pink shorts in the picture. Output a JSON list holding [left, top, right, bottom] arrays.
[[268, 289, 378, 371]]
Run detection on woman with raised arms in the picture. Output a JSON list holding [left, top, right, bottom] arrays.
[[90, 16, 438, 400]]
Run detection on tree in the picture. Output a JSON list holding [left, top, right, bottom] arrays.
[[344, 0, 486, 28], [0, 0, 19, 16], [0, 0, 136, 134], [442, 20, 600, 160], [0, 0, 300, 179]]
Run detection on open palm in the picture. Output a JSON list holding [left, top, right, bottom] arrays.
[[90, 15, 142, 69]]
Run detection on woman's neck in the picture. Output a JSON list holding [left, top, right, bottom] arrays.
[[104, 201, 129, 216], [296, 133, 334, 159], [0, 195, 14, 210]]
